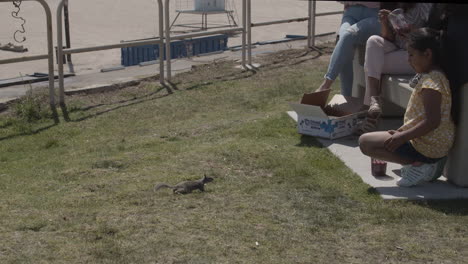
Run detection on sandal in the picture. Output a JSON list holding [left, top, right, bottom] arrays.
[[368, 96, 382, 116], [355, 96, 382, 135]]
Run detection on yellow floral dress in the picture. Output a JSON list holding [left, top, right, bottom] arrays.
[[399, 70, 455, 158]]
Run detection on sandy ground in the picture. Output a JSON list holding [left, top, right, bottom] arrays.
[[0, 0, 342, 79]]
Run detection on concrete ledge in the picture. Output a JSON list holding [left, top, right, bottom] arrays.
[[380, 74, 413, 109]]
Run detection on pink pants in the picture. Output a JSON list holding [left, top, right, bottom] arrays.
[[363, 35, 415, 105]]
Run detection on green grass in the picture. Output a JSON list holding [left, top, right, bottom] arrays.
[[0, 47, 467, 263]]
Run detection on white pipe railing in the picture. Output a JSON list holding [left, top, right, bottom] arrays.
[[43, 0, 344, 92], [252, 17, 309, 27], [56, 0, 166, 113], [163, 0, 247, 74], [0, 54, 49, 64], [3, 0, 343, 107], [0, 0, 58, 122], [170, 27, 243, 41], [61, 39, 165, 55], [247, 0, 342, 51]]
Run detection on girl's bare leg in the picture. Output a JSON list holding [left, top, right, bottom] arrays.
[[359, 131, 414, 165]]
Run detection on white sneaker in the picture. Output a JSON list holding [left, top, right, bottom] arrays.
[[427, 157, 447, 182], [397, 163, 437, 187]]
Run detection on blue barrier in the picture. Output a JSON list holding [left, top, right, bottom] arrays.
[[121, 34, 228, 66]]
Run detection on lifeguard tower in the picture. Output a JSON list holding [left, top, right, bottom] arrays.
[[171, 0, 237, 31]]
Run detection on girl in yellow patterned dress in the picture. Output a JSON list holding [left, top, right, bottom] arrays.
[[359, 27, 455, 187]]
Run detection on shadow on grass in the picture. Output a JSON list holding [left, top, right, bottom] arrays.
[[182, 68, 257, 91], [295, 134, 324, 148], [263, 52, 322, 72], [411, 200, 468, 216], [71, 85, 171, 122], [0, 122, 57, 142]]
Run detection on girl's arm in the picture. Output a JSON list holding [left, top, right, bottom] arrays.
[[379, 9, 395, 42], [384, 89, 442, 152]]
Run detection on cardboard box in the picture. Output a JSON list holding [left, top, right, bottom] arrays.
[[289, 90, 367, 139]]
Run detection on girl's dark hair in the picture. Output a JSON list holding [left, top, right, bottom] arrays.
[[407, 27, 445, 72]]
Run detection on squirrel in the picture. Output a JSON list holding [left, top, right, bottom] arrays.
[[154, 174, 214, 194]]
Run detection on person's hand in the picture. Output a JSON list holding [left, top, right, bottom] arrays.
[[384, 130, 406, 152], [378, 9, 391, 23]]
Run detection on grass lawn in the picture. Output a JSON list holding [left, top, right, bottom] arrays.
[[0, 46, 467, 263]]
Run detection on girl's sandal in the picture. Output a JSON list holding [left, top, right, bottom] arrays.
[[368, 96, 382, 116]]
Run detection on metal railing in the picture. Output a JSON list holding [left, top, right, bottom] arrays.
[[56, 0, 166, 120], [247, 0, 343, 65], [0, 0, 59, 122], [2, 0, 343, 123], [163, 0, 247, 81]]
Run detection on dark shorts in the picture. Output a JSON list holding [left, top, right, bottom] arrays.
[[394, 142, 443, 164]]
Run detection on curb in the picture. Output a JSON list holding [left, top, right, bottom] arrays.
[[65, 75, 159, 95], [0, 98, 20, 112]]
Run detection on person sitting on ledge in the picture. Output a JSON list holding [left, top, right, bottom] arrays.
[[358, 28, 455, 187], [357, 3, 433, 134], [314, 1, 382, 96]]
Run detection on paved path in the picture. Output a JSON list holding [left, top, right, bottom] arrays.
[[287, 112, 468, 200]]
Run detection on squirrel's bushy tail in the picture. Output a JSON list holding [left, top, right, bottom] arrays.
[[154, 183, 174, 192]]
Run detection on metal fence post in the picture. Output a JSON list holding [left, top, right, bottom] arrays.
[[165, 0, 171, 82], [57, 0, 69, 120], [157, 0, 165, 84], [308, 0, 317, 48], [242, 0, 246, 68], [247, 0, 252, 66]]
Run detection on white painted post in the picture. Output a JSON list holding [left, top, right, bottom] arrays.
[[308, 0, 317, 48], [241, 0, 246, 68], [57, 0, 67, 117], [165, 0, 172, 82], [157, 0, 165, 83], [247, 0, 252, 66]]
